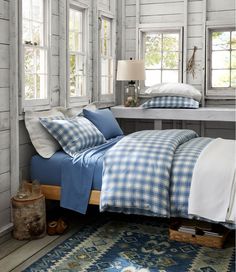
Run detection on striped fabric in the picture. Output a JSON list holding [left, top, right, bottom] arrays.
[[40, 116, 106, 158], [142, 96, 199, 109], [100, 129, 198, 217]]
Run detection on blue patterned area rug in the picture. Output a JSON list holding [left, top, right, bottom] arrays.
[[25, 217, 234, 272]]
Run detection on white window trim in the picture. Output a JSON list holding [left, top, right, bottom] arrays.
[[138, 26, 183, 91], [66, 0, 90, 107], [19, 0, 51, 111], [206, 23, 236, 98], [98, 10, 116, 103]]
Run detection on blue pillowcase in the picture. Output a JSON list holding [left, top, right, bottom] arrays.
[[39, 116, 106, 157], [142, 96, 199, 109], [83, 109, 124, 140]]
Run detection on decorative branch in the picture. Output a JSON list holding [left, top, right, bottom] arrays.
[[186, 46, 197, 78]]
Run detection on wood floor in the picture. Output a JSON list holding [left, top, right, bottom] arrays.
[[0, 206, 99, 272]]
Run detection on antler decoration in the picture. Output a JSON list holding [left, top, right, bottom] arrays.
[[186, 46, 197, 78]]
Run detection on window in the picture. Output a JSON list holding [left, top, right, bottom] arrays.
[[100, 16, 114, 96], [142, 31, 181, 87], [69, 7, 87, 99], [209, 29, 236, 90], [21, 0, 49, 106]]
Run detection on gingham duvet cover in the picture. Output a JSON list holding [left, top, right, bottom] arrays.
[[100, 129, 209, 217]]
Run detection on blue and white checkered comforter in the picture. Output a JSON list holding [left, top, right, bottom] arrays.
[[100, 129, 202, 217]]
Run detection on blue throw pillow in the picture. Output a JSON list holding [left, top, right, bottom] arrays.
[[39, 116, 106, 157], [142, 96, 199, 109], [83, 109, 123, 140]]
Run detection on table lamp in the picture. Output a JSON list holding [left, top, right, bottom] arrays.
[[117, 58, 145, 107]]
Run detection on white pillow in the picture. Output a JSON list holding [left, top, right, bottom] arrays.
[[25, 108, 65, 158], [145, 83, 202, 102]]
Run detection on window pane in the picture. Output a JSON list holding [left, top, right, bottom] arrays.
[[70, 75, 76, 96], [232, 31, 236, 49], [36, 74, 47, 99], [69, 10, 75, 30], [212, 31, 230, 50], [24, 47, 34, 73], [25, 74, 35, 99], [36, 49, 47, 74], [70, 54, 76, 76], [162, 70, 179, 83], [23, 19, 31, 43], [76, 55, 84, 74], [75, 75, 84, 96], [145, 34, 162, 68], [101, 18, 111, 56], [163, 33, 179, 51], [212, 51, 230, 69], [231, 51, 236, 69], [75, 33, 82, 52], [74, 10, 82, 32], [32, 22, 44, 45], [101, 76, 109, 94], [22, 0, 30, 19], [231, 70, 236, 87], [32, 0, 43, 22], [69, 32, 75, 51], [145, 33, 162, 52], [212, 70, 230, 87], [101, 58, 108, 76], [145, 70, 161, 86], [163, 52, 179, 69]]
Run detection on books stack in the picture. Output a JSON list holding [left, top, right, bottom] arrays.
[[178, 225, 223, 237]]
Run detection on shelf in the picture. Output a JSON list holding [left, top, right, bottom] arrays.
[[111, 105, 235, 122]]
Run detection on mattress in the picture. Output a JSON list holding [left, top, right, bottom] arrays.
[[30, 151, 103, 190]]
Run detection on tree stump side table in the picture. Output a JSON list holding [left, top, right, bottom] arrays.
[[12, 194, 46, 240]]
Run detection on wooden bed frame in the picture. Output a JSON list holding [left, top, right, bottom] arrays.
[[26, 183, 101, 205]]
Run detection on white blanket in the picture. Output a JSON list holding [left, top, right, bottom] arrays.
[[188, 138, 236, 223]]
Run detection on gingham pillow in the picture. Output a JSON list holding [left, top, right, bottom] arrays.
[[39, 116, 106, 157], [142, 96, 199, 109]]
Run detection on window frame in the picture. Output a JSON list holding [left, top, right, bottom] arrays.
[[19, 0, 51, 111], [98, 10, 116, 103], [138, 27, 183, 90], [206, 25, 236, 98], [67, 1, 90, 107]]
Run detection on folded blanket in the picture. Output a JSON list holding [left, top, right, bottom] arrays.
[[188, 138, 236, 223]]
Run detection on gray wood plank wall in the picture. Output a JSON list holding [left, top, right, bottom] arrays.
[[0, 0, 11, 233]]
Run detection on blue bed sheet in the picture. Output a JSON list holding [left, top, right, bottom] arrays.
[[30, 136, 123, 214], [30, 151, 102, 190]]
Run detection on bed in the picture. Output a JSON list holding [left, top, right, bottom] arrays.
[[24, 105, 235, 224], [28, 129, 235, 226]]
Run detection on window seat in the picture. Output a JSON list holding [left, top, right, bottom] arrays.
[[111, 106, 235, 122]]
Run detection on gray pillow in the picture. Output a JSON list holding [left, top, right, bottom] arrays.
[[25, 108, 64, 158]]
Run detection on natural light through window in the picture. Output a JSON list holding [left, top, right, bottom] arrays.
[[101, 17, 113, 95], [143, 32, 180, 87], [210, 30, 236, 89], [22, 0, 48, 100], [69, 8, 86, 97]]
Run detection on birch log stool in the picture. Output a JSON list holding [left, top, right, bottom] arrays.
[[12, 194, 46, 240]]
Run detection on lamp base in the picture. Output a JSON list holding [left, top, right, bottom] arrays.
[[124, 84, 139, 107]]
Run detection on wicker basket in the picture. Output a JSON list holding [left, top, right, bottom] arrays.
[[169, 221, 229, 249]]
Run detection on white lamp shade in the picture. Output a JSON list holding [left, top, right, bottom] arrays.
[[117, 60, 146, 81]]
